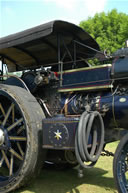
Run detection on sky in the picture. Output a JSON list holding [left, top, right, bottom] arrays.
[[0, 0, 128, 38]]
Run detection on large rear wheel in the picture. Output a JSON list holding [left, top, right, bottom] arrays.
[[113, 133, 128, 193], [0, 85, 45, 193]]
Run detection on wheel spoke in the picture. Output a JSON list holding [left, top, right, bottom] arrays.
[[12, 105, 15, 124], [7, 118, 23, 132], [17, 126, 25, 135], [9, 148, 23, 161], [1, 150, 10, 169], [0, 103, 5, 117], [0, 84, 47, 193], [9, 154, 14, 176], [0, 156, 4, 167], [17, 142, 24, 157], [9, 136, 27, 141], [2, 103, 14, 127]]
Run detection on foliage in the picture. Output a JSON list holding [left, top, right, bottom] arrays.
[[80, 9, 128, 54]]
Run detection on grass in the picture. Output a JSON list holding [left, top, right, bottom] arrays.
[[14, 141, 119, 193]]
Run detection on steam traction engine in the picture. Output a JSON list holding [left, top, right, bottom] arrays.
[[0, 20, 128, 193]]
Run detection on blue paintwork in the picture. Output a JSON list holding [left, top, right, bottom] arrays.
[[112, 56, 128, 79], [42, 116, 79, 149], [99, 93, 128, 129], [0, 177, 8, 181], [59, 65, 111, 91], [60, 92, 128, 131], [42, 115, 93, 149]]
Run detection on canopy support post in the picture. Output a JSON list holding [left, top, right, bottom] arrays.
[[73, 41, 76, 68], [57, 34, 63, 87]]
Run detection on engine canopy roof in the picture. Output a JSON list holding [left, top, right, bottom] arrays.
[[0, 20, 100, 72]]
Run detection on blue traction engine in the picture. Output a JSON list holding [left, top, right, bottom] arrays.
[[0, 20, 128, 193]]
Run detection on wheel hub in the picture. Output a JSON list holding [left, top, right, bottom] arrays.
[[0, 129, 5, 146]]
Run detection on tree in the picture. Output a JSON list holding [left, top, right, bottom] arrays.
[[80, 9, 128, 54]]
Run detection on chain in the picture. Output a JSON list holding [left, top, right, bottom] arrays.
[[101, 149, 114, 157]]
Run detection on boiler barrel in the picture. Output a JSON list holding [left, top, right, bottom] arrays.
[[100, 93, 128, 130]]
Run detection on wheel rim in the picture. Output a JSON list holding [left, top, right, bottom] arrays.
[[0, 93, 27, 183], [117, 141, 128, 192]]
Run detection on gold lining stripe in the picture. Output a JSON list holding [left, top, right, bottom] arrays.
[[42, 145, 75, 149], [59, 78, 110, 87], [58, 85, 112, 92], [43, 120, 79, 124], [57, 64, 112, 74]]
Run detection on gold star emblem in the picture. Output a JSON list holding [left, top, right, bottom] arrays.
[[54, 130, 62, 140]]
